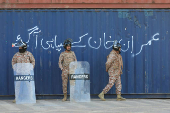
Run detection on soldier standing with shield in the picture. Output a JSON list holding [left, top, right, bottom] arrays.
[[58, 39, 77, 101], [12, 41, 35, 103], [98, 40, 126, 101]]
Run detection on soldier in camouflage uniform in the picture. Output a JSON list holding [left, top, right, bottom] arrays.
[[58, 39, 77, 101], [98, 40, 126, 101], [12, 41, 35, 103], [12, 43, 35, 68]]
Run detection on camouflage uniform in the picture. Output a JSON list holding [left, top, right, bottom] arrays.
[[58, 51, 77, 94], [12, 51, 35, 68], [103, 50, 123, 94]]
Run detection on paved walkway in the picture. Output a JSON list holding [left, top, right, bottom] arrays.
[[0, 99, 170, 113]]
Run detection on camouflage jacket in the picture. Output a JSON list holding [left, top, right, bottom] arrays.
[[12, 51, 35, 68], [58, 51, 77, 70], [106, 50, 123, 75]]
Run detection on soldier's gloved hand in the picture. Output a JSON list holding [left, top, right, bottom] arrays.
[[120, 71, 123, 75], [106, 69, 108, 72]]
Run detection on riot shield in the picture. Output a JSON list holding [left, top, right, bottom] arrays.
[[13, 63, 36, 104], [69, 61, 90, 102]]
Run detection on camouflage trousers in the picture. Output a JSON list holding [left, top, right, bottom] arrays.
[[103, 72, 122, 95], [61, 69, 69, 94]]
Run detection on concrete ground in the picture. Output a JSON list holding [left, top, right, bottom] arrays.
[[0, 99, 170, 113]]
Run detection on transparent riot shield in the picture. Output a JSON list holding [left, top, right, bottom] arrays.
[[13, 63, 36, 104], [69, 61, 90, 102]]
